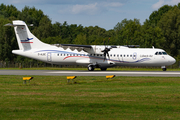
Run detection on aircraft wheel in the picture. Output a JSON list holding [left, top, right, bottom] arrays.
[[162, 68, 167, 71], [100, 68, 107, 71], [88, 65, 94, 71]]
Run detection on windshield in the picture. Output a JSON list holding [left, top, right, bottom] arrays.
[[155, 51, 167, 55]]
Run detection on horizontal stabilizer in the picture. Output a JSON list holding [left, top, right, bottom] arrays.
[[4, 23, 33, 27]]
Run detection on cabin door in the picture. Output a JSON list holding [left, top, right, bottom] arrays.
[[47, 53, 51, 62]]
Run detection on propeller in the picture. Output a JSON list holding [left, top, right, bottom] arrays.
[[101, 38, 111, 61]]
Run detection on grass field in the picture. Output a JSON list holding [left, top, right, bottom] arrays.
[[0, 75, 180, 119]]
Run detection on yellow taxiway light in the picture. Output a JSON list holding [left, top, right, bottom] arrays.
[[23, 77, 33, 80], [23, 77, 33, 84], [106, 75, 115, 79], [67, 76, 77, 83], [67, 76, 76, 80]]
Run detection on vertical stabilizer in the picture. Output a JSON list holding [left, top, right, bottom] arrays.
[[5, 20, 52, 51]]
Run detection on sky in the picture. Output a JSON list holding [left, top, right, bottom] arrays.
[[1, 0, 180, 30]]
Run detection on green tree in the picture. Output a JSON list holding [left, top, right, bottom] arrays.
[[140, 20, 165, 48], [149, 5, 172, 26], [114, 18, 141, 45], [73, 33, 87, 45], [0, 18, 16, 61], [158, 6, 180, 56], [33, 16, 53, 40]]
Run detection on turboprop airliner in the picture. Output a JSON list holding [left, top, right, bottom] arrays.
[[5, 20, 176, 71]]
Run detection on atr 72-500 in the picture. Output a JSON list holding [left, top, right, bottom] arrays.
[[5, 20, 176, 71]]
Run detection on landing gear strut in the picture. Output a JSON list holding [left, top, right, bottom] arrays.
[[161, 66, 166, 71], [162, 68, 167, 71]]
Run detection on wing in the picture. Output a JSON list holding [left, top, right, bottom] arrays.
[[60, 44, 92, 52], [60, 44, 117, 54]]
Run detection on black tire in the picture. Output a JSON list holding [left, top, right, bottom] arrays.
[[88, 65, 94, 71], [162, 68, 167, 71], [100, 68, 107, 71]]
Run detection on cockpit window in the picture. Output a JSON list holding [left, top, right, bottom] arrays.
[[159, 52, 162, 55], [162, 52, 167, 55], [155, 51, 167, 55]]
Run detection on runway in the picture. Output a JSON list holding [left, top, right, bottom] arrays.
[[0, 70, 180, 77]]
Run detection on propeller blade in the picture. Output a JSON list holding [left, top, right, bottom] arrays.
[[107, 51, 110, 60], [102, 38, 111, 61], [103, 52, 107, 61]]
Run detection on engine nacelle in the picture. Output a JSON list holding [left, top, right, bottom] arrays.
[[83, 45, 114, 54]]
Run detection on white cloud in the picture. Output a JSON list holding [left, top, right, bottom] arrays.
[[58, 1, 124, 15], [104, 2, 124, 7], [152, 0, 164, 10], [167, 0, 180, 5], [152, 0, 180, 10], [4, 0, 40, 4], [59, 2, 108, 15], [71, 3, 99, 15]]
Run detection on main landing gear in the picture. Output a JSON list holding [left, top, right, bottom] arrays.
[[162, 68, 167, 71], [87, 64, 107, 71], [88, 65, 94, 71]]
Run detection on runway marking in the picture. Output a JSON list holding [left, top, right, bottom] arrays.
[[46, 71, 180, 75]]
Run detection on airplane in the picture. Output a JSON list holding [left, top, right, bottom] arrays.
[[4, 20, 176, 71]]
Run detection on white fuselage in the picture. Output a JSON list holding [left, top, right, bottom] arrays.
[[12, 46, 176, 68]]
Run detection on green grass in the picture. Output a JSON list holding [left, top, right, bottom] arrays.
[[0, 75, 180, 119]]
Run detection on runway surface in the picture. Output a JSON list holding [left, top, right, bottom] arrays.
[[0, 70, 180, 77]]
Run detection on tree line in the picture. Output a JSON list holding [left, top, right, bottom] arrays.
[[0, 3, 180, 67]]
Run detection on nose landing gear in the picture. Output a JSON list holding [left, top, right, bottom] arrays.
[[161, 66, 167, 71]]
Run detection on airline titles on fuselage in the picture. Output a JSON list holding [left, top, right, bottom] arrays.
[[140, 55, 153, 57]]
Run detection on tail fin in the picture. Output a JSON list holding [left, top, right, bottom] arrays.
[[5, 20, 51, 51]]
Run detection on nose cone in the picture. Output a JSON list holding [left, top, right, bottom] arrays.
[[169, 56, 176, 65]]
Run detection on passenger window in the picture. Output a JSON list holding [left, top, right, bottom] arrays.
[[127, 55, 129, 57], [120, 55, 122, 57], [124, 55, 125, 57], [114, 54, 116, 57], [130, 55, 132, 57]]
